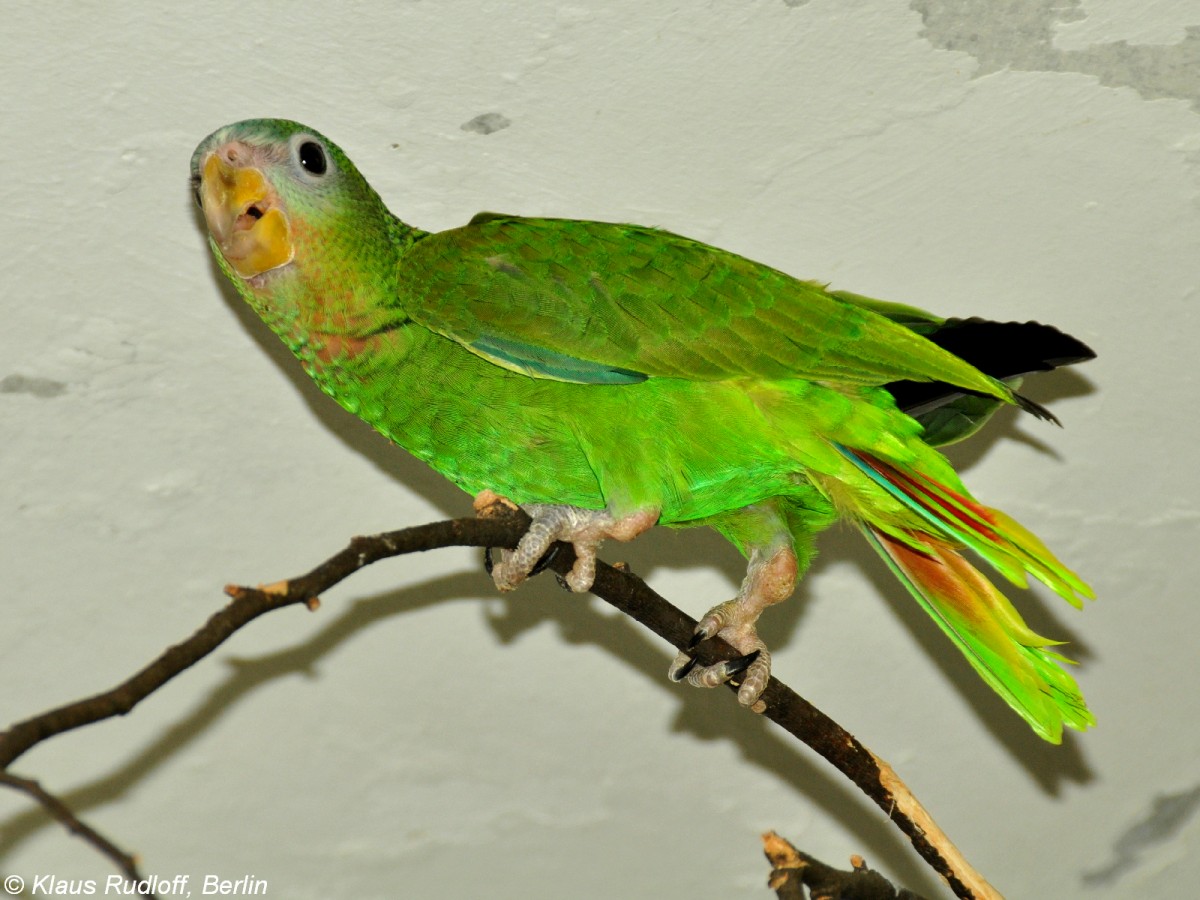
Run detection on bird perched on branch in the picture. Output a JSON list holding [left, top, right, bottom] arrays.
[[192, 119, 1095, 741]]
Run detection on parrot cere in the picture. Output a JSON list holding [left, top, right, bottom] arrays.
[[192, 119, 1095, 742]]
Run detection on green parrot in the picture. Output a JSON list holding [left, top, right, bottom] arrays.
[[191, 119, 1095, 742]]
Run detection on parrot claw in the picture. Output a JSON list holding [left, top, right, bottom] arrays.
[[724, 649, 761, 680], [669, 653, 700, 681], [532, 543, 562, 575], [687, 622, 716, 650], [669, 648, 760, 684]]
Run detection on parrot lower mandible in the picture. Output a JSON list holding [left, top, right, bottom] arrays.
[[191, 119, 1095, 742]]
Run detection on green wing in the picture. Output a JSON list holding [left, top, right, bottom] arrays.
[[396, 214, 1012, 399]]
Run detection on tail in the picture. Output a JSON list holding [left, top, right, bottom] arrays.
[[883, 317, 1096, 426], [831, 291, 1097, 447], [838, 446, 1095, 742]]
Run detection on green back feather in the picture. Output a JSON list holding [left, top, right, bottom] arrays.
[[397, 215, 1018, 400]]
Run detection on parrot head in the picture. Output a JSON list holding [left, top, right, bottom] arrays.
[[190, 119, 400, 342]]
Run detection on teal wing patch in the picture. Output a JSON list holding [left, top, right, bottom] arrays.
[[469, 333, 648, 384]]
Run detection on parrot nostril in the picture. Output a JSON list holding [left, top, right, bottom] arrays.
[[234, 204, 265, 232]]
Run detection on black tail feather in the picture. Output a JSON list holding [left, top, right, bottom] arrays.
[[886, 318, 1095, 418]]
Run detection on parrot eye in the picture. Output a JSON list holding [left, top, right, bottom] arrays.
[[297, 140, 328, 176]]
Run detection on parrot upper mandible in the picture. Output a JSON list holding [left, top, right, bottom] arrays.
[[191, 119, 1095, 742]]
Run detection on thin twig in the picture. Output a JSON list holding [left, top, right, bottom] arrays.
[[0, 772, 154, 897], [1, 509, 996, 898]]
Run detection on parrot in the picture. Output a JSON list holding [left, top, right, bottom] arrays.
[[191, 118, 1095, 742]]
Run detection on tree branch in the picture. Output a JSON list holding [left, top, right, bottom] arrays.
[[0, 508, 998, 898]]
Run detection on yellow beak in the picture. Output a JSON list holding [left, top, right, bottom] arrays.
[[200, 153, 293, 279]]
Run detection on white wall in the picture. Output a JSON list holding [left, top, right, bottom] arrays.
[[3, 2, 1198, 897]]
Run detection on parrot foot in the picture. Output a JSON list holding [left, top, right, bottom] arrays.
[[481, 496, 658, 594], [668, 544, 798, 711], [669, 615, 773, 712]]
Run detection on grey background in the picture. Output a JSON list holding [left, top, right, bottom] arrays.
[[3, 2, 1197, 897]]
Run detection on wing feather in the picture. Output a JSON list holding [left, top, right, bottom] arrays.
[[397, 215, 1014, 399]]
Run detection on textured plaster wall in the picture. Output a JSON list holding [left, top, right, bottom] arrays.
[[2, 2, 1198, 898]]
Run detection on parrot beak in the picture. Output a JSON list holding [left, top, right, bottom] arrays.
[[199, 150, 293, 279]]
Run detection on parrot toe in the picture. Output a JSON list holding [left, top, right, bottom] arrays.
[[669, 647, 759, 684], [484, 544, 560, 578], [669, 622, 772, 710]]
